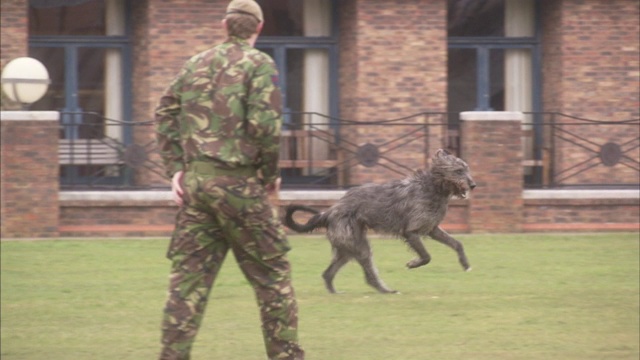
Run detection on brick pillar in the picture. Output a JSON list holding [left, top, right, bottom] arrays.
[[1, 111, 60, 238], [461, 111, 524, 233]]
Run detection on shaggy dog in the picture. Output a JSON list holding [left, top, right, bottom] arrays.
[[284, 149, 475, 293]]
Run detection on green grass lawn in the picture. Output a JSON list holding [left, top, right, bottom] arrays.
[[1, 233, 638, 360]]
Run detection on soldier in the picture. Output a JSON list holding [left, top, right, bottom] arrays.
[[154, 1, 305, 359]]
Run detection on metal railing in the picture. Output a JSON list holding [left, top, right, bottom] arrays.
[[277, 112, 453, 188], [57, 111, 639, 190], [524, 113, 639, 188], [59, 111, 165, 189]]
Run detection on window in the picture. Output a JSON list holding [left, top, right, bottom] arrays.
[[257, 0, 337, 119], [29, 0, 131, 186], [257, 0, 338, 185], [447, 0, 539, 115], [29, 0, 108, 36], [447, 0, 541, 182]]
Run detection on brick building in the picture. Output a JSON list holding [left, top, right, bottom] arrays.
[[1, 0, 639, 237]]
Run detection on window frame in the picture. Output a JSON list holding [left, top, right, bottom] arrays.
[[448, 37, 541, 112], [28, 1, 133, 186], [256, 37, 340, 123], [256, 1, 340, 186], [256, 0, 340, 122], [447, 1, 543, 184]]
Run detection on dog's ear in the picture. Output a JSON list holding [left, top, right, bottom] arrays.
[[435, 148, 451, 158]]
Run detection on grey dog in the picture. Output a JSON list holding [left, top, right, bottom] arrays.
[[284, 149, 475, 294]]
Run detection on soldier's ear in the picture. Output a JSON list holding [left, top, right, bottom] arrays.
[[256, 21, 264, 35]]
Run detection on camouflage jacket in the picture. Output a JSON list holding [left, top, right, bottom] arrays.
[[155, 36, 282, 184]]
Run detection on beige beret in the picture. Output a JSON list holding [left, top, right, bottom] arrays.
[[226, 0, 263, 22]]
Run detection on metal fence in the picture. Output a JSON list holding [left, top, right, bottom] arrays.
[[524, 112, 640, 188], [57, 111, 639, 190], [59, 111, 163, 188], [277, 112, 453, 188]]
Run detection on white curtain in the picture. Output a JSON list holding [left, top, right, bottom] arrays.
[[505, 0, 534, 167], [104, 0, 124, 141], [302, 0, 331, 165]]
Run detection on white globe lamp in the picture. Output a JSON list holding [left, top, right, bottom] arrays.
[[1, 57, 51, 109]]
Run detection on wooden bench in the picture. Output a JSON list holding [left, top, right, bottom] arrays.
[[59, 132, 339, 169], [278, 129, 339, 169], [58, 139, 122, 165]]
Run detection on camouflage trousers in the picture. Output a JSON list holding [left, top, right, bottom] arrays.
[[159, 168, 304, 360]]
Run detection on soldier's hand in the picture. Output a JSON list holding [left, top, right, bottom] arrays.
[[265, 177, 281, 196], [171, 171, 185, 206]]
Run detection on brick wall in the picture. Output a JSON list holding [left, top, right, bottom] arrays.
[[146, 0, 226, 106], [540, 0, 563, 114], [0, 0, 28, 110], [541, 0, 640, 186], [1, 112, 59, 238], [524, 198, 640, 232], [338, 0, 447, 184], [0, 110, 632, 239], [0, 1, 637, 238], [132, 0, 228, 188], [0, 0, 27, 68], [55, 193, 470, 238], [130, 0, 154, 187], [542, 0, 639, 119], [461, 112, 524, 233], [54, 185, 638, 238], [59, 199, 176, 237]]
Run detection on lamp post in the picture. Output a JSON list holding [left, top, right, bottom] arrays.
[[1, 57, 50, 110]]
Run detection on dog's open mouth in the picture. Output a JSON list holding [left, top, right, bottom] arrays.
[[457, 187, 471, 199]]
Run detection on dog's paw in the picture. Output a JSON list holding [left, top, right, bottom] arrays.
[[406, 258, 430, 269], [379, 288, 399, 294], [465, 267, 472, 272]]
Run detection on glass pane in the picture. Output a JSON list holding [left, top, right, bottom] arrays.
[[255, 47, 330, 125], [259, 0, 302, 36], [448, 48, 477, 123], [286, 49, 304, 114], [448, 0, 504, 37], [260, 48, 274, 57], [258, 0, 332, 37], [77, 48, 105, 114], [28, 47, 66, 112], [29, 0, 106, 36], [490, 48, 505, 111], [77, 47, 106, 139], [284, 48, 329, 123]]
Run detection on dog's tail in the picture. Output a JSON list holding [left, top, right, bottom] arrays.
[[284, 205, 327, 233]]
